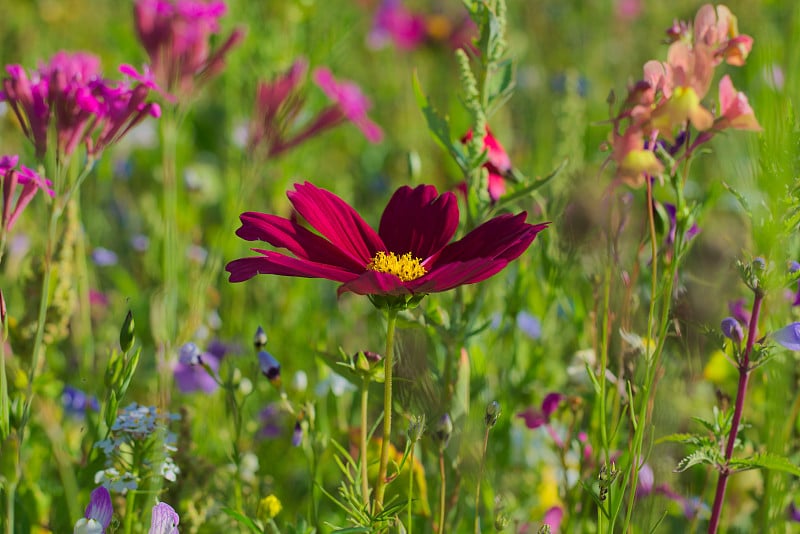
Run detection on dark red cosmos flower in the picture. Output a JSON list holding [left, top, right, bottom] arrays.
[[226, 182, 547, 299]]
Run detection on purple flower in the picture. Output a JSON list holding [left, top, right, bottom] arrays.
[[312, 68, 383, 143], [62, 386, 100, 417], [258, 403, 283, 439], [291, 420, 303, 447], [73, 486, 113, 533], [728, 298, 751, 326], [636, 462, 654, 497], [516, 311, 542, 340], [173, 341, 221, 393], [91, 247, 119, 267], [258, 350, 281, 387], [367, 0, 427, 51], [788, 502, 800, 522], [720, 317, 744, 344], [149, 502, 179, 534], [773, 323, 800, 351]]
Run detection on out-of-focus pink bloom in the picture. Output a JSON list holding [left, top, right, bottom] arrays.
[[312, 67, 383, 143], [368, 0, 426, 51], [542, 506, 564, 533], [248, 59, 309, 156], [1, 52, 161, 161], [728, 298, 751, 326], [715, 75, 761, 131], [133, 0, 245, 95], [517, 393, 564, 430], [1, 155, 53, 233], [615, 0, 641, 21], [460, 128, 513, 202]]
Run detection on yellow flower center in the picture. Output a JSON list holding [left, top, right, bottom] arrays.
[[367, 251, 427, 282]]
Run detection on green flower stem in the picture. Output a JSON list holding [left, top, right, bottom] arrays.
[[4, 480, 15, 534], [71, 193, 95, 373], [360, 380, 370, 509], [0, 308, 8, 441], [407, 442, 415, 534], [373, 309, 398, 512], [598, 261, 612, 466], [473, 426, 491, 534], [617, 177, 682, 531], [437, 450, 446, 534]]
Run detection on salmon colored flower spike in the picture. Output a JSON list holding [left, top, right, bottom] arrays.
[[715, 75, 760, 132], [460, 127, 512, 202], [226, 182, 547, 301]]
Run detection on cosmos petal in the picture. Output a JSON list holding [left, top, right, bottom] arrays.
[[226, 250, 359, 283], [378, 184, 458, 259]]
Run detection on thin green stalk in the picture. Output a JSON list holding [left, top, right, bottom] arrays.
[[361, 381, 370, 509], [71, 194, 95, 373], [0, 313, 8, 441], [374, 309, 398, 512], [437, 450, 446, 534], [124, 489, 136, 534], [407, 443, 415, 534], [473, 426, 491, 534], [4, 481, 15, 534], [617, 178, 682, 531], [598, 262, 612, 466]]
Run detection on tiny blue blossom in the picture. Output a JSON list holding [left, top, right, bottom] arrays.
[[91, 247, 119, 267], [516, 311, 542, 340]]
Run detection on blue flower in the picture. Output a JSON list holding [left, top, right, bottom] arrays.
[[63, 386, 100, 418], [773, 323, 800, 351]]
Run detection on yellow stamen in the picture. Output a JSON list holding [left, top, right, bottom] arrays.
[[367, 251, 427, 282]]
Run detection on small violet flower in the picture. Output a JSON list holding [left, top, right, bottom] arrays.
[[773, 323, 800, 351], [720, 317, 744, 344], [73, 486, 113, 534], [174, 341, 224, 393], [91, 247, 119, 267], [63, 385, 100, 418], [149, 502, 179, 534], [258, 350, 281, 387]]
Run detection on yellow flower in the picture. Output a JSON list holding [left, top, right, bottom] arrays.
[[259, 494, 282, 521]]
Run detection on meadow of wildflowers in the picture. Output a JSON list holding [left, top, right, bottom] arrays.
[[2, 0, 800, 532]]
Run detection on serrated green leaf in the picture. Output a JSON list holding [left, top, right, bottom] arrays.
[[675, 449, 718, 472], [656, 433, 708, 446], [221, 507, 263, 533], [730, 452, 800, 477]]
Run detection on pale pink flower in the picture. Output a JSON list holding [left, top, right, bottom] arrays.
[[312, 67, 383, 143]]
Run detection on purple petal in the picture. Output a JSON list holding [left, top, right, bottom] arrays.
[[517, 408, 546, 430], [773, 322, 800, 351], [149, 502, 179, 534], [541, 392, 564, 417], [85, 486, 113, 529]]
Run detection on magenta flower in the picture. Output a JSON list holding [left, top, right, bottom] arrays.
[[312, 68, 383, 143], [517, 392, 564, 430], [1, 52, 161, 160], [367, 0, 427, 51], [226, 182, 547, 301], [1, 155, 53, 234], [133, 0, 244, 95]]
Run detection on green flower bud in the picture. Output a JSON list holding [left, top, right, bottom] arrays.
[[485, 400, 501, 428], [119, 310, 135, 353]]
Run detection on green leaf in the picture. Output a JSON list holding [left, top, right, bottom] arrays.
[[221, 507, 263, 533], [412, 72, 468, 170], [491, 158, 565, 212], [722, 181, 752, 217], [730, 452, 800, 477], [675, 449, 719, 472], [656, 433, 709, 446]]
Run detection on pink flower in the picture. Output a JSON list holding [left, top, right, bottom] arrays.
[[1, 155, 53, 233], [368, 0, 427, 51], [1, 52, 162, 160], [715, 74, 761, 131], [460, 128, 512, 202], [312, 67, 384, 143], [133, 0, 245, 95]]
